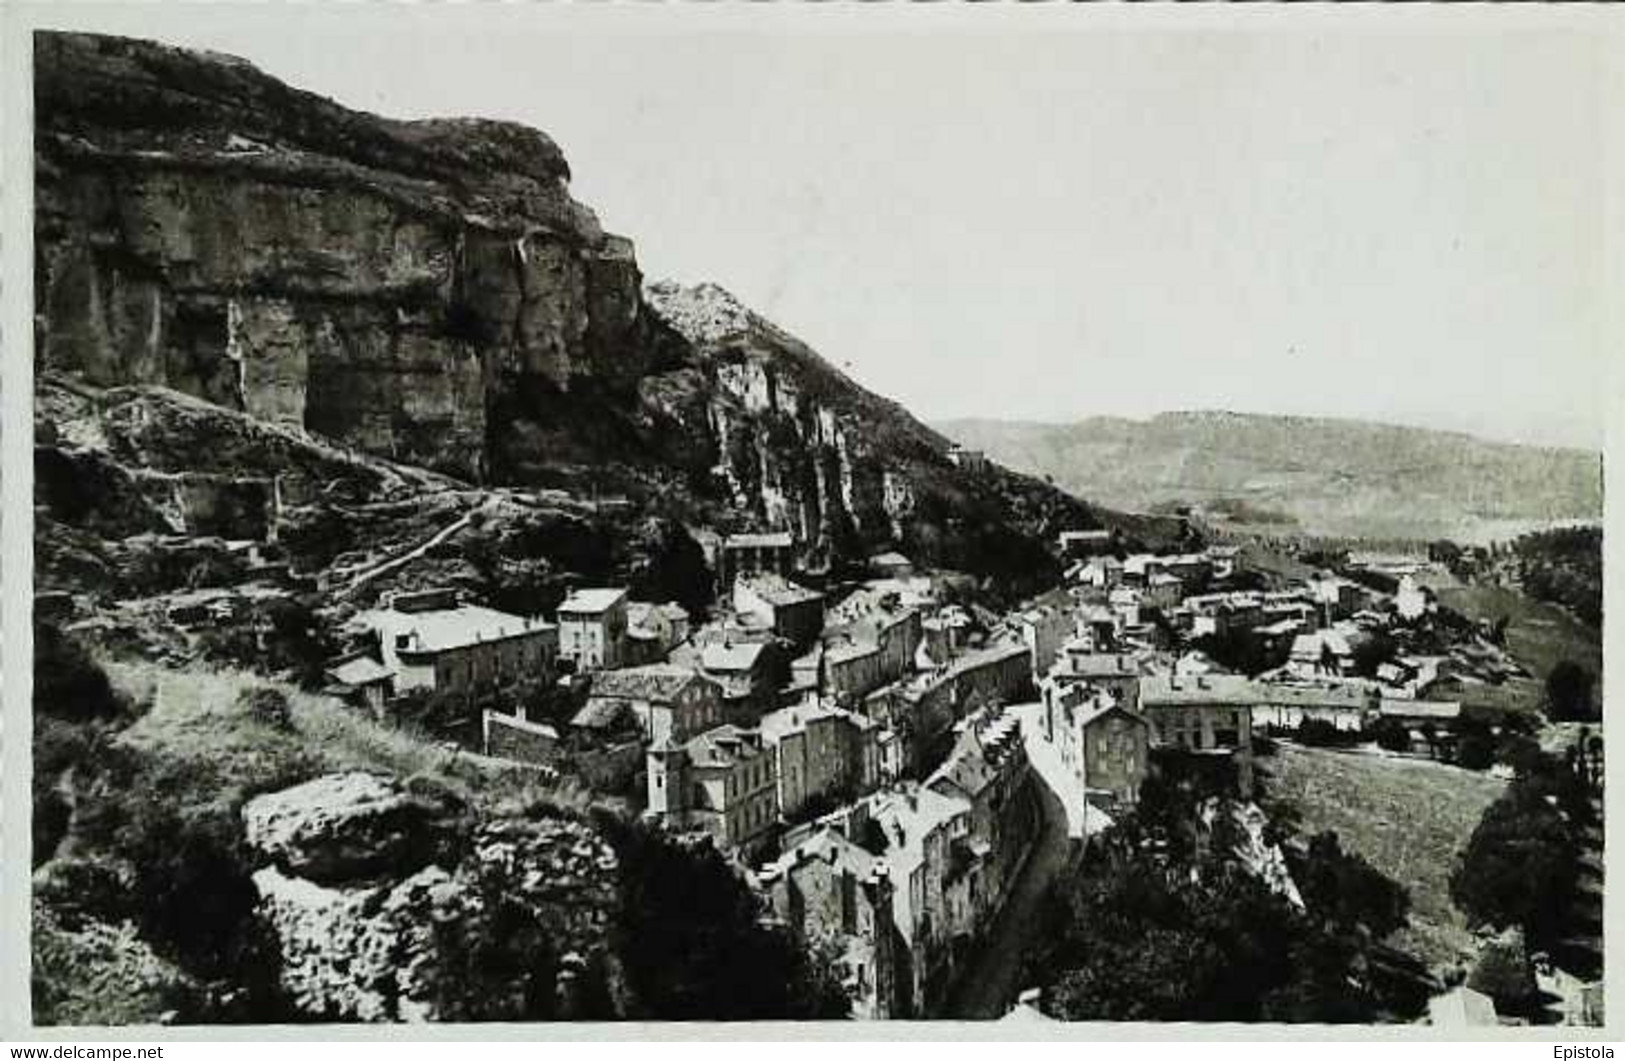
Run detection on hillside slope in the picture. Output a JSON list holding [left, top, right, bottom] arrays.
[[34, 31, 1175, 600], [939, 411, 1602, 543]]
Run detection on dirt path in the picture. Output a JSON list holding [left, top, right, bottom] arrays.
[[336, 504, 480, 597]]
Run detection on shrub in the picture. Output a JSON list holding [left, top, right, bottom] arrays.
[[34, 621, 131, 724], [1546, 660, 1598, 722], [1369, 717, 1412, 754], [236, 687, 294, 732]]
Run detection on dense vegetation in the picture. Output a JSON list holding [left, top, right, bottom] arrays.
[[1027, 773, 1414, 1023], [1450, 746, 1596, 949], [1514, 526, 1602, 628]]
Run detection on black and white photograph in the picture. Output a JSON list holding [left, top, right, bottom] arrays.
[[6, 2, 1614, 1037]]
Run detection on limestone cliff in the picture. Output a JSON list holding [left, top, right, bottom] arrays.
[[36, 31, 660, 482], [35, 31, 1159, 598]]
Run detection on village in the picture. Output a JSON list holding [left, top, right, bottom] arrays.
[[222, 440, 1564, 1023]]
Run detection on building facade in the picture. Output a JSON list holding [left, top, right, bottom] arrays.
[[557, 587, 630, 672], [647, 724, 780, 852]]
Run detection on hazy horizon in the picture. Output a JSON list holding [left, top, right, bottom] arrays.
[[933, 406, 1606, 456], [29, 5, 1611, 451]]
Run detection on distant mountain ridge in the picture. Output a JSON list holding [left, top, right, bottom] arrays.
[[938, 410, 1603, 544]]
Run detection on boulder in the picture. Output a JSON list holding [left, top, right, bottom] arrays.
[[243, 779, 628, 1022], [242, 772, 457, 884]]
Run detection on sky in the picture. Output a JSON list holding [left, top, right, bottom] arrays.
[[28, 5, 1613, 451]]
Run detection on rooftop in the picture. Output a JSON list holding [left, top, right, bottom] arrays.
[[325, 652, 393, 687], [736, 571, 825, 607], [701, 641, 768, 673], [684, 724, 770, 769], [1140, 673, 1261, 708], [558, 587, 629, 615], [723, 531, 795, 549], [588, 663, 707, 704], [355, 602, 553, 656]]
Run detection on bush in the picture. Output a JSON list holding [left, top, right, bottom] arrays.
[[1546, 660, 1597, 722], [1295, 719, 1358, 749], [1369, 717, 1412, 754], [1456, 721, 1501, 770], [236, 687, 293, 731], [34, 621, 131, 724]]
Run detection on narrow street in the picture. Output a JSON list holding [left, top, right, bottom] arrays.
[[941, 712, 1081, 1019]]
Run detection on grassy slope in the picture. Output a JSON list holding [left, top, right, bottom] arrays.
[[101, 659, 613, 817], [1419, 573, 1603, 694], [1260, 744, 1506, 972]]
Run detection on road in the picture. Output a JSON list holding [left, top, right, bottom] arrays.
[[941, 714, 1080, 1019]]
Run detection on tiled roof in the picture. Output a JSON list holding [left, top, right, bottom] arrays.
[[684, 724, 769, 769], [326, 653, 393, 687], [589, 664, 705, 704], [701, 642, 767, 673]]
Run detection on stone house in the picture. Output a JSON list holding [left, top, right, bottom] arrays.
[[1250, 680, 1377, 733], [945, 445, 987, 474], [1143, 572, 1185, 611], [716, 531, 796, 591], [647, 724, 779, 853], [696, 639, 784, 721], [1048, 683, 1149, 809], [1007, 605, 1072, 678], [925, 706, 1034, 927], [760, 701, 882, 820], [759, 828, 901, 1020], [732, 572, 826, 648], [862, 784, 975, 1016], [624, 601, 691, 665], [891, 642, 1032, 777], [323, 651, 394, 715], [1058, 528, 1114, 558], [557, 587, 630, 672], [349, 588, 559, 698], [577, 663, 723, 745], [1139, 673, 1257, 793], [1041, 646, 1142, 724], [1073, 555, 1124, 590]]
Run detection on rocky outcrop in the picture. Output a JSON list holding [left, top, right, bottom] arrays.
[[36, 31, 660, 481], [242, 772, 461, 885], [35, 31, 1132, 601], [242, 773, 625, 1022]]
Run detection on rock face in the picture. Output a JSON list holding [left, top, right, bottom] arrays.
[[242, 773, 625, 1022], [36, 31, 658, 482], [35, 31, 1147, 597]]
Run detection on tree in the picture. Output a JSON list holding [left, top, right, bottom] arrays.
[[1369, 717, 1412, 754], [1546, 661, 1597, 722], [594, 814, 850, 1020], [1454, 719, 1498, 772], [1293, 831, 1409, 940], [1451, 782, 1581, 945], [1350, 633, 1398, 679]]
